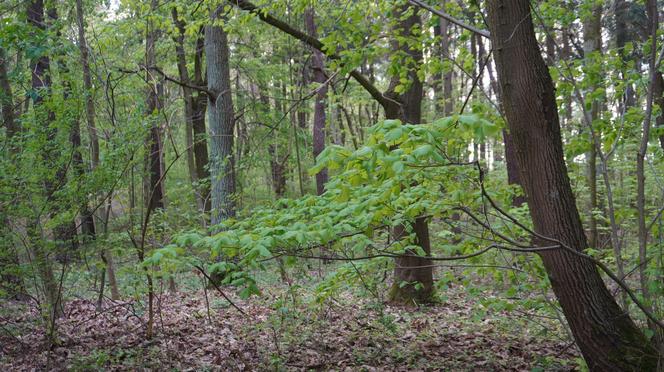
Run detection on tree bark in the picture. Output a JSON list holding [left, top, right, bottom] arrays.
[[486, 1, 658, 369], [206, 9, 236, 226], [304, 7, 328, 196], [582, 5, 601, 250]]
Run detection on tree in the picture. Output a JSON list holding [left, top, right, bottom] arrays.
[[206, 7, 236, 226], [485, 0, 658, 369], [304, 7, 329, 196], [171, 8, 210, 212], [144, 0, 165, 213], [383, 3, 433, 304], [433, 0, 453, 116], [581, 2, 601, 251], [225, 0, 435, 304]]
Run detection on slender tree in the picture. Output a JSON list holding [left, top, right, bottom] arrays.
[[144, 2, 165, 213], [304, 7, 328, 196], [582, 3, 601, 250]]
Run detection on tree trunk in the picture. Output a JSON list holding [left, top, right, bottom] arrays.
[[144, 5, 164, 213], [639, 0, 660, 345], [206, 9, 236, 226], [385, 4, 434, 304], [582, 5, 601, 250], [75, 0, 100, 171], [304, 7, 328, 196], [171, 8, 202, 209], [433, 0, 454, 116], [192, 30, 211, 213], [486, 1, 658, 369], [0, 46, 17, 145], [614, 0, 636, 110]]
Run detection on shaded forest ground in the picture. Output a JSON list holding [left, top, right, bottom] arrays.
[[0, 272, 580, 371]]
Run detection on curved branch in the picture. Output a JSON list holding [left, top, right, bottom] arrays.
[[228, 0, 393, 110], [407, 0, 490, 39]]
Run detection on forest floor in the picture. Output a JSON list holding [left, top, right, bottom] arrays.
[[1, 278, 580, 371]]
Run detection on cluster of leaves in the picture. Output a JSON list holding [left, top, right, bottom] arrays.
[[153, 116, 519, 301]]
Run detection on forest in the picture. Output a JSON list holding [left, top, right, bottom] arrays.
[[1, 0, 663, 370]]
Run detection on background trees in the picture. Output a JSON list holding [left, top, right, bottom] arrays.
[[0, 0, 663, 369]]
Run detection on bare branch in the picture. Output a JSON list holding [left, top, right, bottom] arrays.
[[407, 0, 490, 39], [227, 0, 394, 110]]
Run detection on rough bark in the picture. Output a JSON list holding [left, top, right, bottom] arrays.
[[206, 9, 236, 226], [486, 1, 657, 369], [304, 7, 328, 196]]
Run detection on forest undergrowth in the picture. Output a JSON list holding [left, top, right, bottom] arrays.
[[1, 271, 579, 371]]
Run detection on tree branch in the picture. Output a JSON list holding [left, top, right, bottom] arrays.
[[407, 0, 490, 39], [228, 0, 393, 110], [119, 65, 216, 101]]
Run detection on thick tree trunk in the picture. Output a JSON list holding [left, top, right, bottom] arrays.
[[486, 1, 657, 369], [304, 7, 328, 196], [206, 9, 236, 226], [385, 4, 434, 304]]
